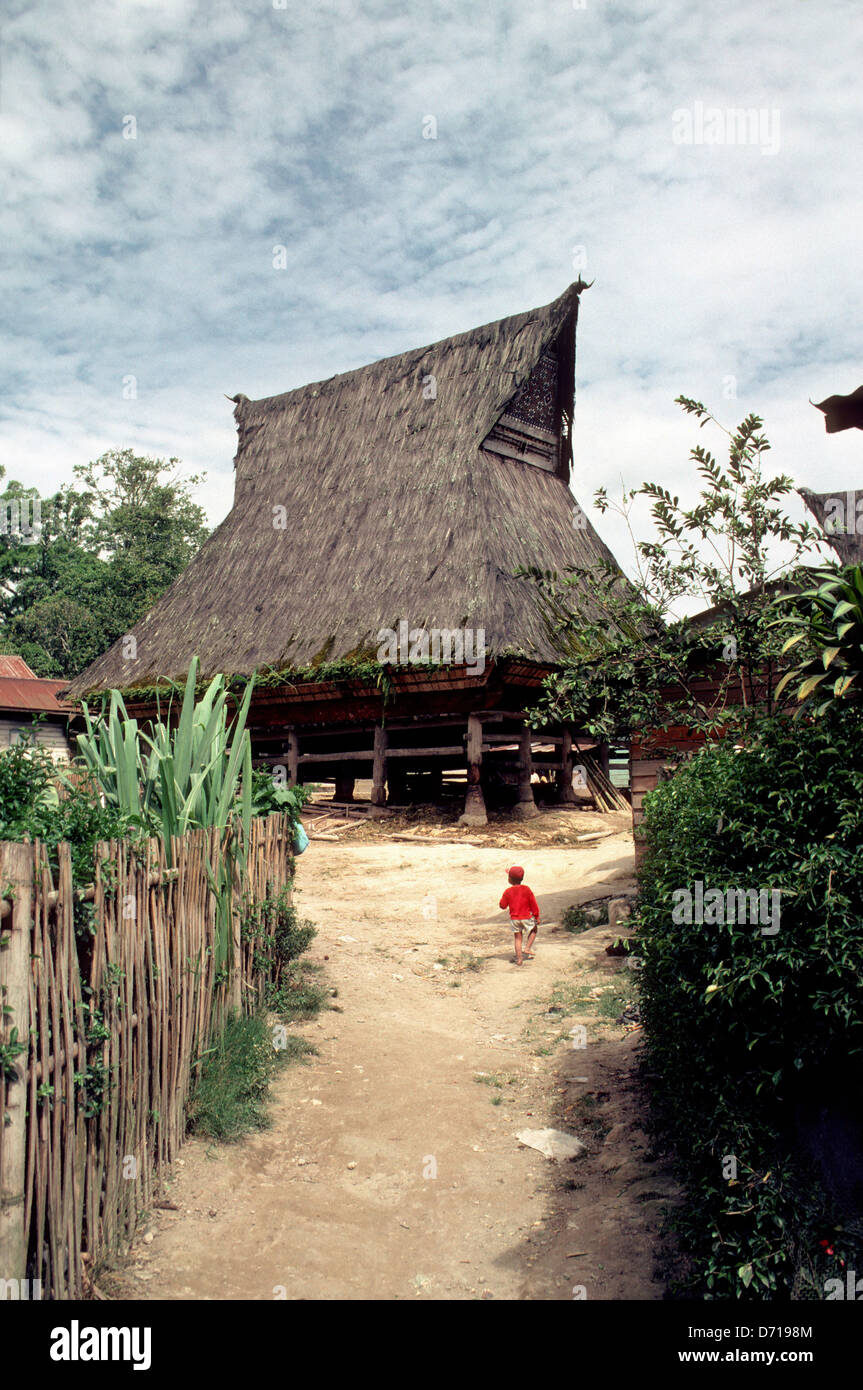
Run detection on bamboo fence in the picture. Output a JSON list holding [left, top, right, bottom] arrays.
[[0, 812, 295, 1299]]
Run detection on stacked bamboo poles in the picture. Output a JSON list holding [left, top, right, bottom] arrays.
[[580, 750, 629, 813]]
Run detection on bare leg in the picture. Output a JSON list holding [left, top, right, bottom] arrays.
[[524, 926, 538, 958], [513, 930, 523, 965]]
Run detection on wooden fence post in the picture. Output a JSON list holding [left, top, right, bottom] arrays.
[[0, 843, 33, 1286], [229, 827, 243, 1016]]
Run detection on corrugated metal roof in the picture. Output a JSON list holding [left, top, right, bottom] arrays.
[[0, 678, 74, 713], [0, 655, 37, 678]]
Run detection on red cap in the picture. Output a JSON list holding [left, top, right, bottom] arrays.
[[509, 865, 524, 878]]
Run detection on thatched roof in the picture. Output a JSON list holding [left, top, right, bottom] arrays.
[[813, 386, 863, 434], [798, 486, 863, 565], [68, 282, 620, 698]]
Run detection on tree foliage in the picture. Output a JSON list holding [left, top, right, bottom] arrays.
[[524, 399, 823, 742], [0, 450, 209, 678], [773, 565, 863, 714], [0, 728, 137, 886]]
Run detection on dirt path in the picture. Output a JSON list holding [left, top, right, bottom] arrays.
[[112, 825, 678, 1300]]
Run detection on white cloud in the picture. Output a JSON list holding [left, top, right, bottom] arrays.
[[1, 0, 861, 558]]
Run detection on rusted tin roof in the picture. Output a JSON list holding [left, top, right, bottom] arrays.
[[0, 655, 37, 678], [0, 678, 75, 714]]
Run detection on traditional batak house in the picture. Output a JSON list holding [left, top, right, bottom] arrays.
[[67, 282, 625, 824]]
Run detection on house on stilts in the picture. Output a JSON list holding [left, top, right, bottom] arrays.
[[66, 282, 626, 824]]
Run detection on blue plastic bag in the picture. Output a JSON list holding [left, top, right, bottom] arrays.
[[293, 822, 309, 855]]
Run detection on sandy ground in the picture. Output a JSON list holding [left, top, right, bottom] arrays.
[[107, 814, 679, 1301]]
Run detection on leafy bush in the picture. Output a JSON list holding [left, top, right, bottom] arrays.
[[525, 400, 822, 742], [774, 563, 863, 713], [636, 706, 863, 1297], [243, 888, 315, 967], [0, 730, 136, 885], [241, 888, 324, 1019], [248, 767, 310, 821]]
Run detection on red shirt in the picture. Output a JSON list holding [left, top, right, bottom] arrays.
[[499, 884, 539, 921]]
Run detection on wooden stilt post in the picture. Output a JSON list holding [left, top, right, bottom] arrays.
[[387, 763, 408, 806], [598, 740, 611, 782], [287, 728, 299, 786], [0, 843, 33, 1288], [459, 714, 487, 826], [333, 771, 355, 803], [557, 728, 579, 804], [514, 724, 539, 820], [370, 724, 388, 818], [427, 765, 443, 802]]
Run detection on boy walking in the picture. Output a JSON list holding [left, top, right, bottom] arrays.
[[499, 865, 539, 966]]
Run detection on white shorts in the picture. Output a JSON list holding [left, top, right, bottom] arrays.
[[511, 918, 535, 933]]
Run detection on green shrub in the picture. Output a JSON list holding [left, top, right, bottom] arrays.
[[267, 965, 329, 1022], [242, 888, 315, 972], [0, 730, 137, 886], [248, 767, 310, 820], [562, 905, 590, 934], [242, 888, 325, 1021], [636, 706, 863, 1297]]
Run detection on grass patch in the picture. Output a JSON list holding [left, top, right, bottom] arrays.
[[455, 952, 483, 972], [596, 978, 637, 1021], [188, 896, 327, 1144], [268, 959, 329, 1022], [522, 971, 639, 1055], [540, 976, 637, 1024], [187, 1011, 313, 1143], [437, 952, 483, 982], [566, 1093, 611, 1144], [277, 1034, 318, 1063], [546, 980, 596, 1013]]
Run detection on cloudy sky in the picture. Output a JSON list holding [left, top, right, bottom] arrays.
[[3, 0, 862, 572]]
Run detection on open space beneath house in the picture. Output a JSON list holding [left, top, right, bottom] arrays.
[[106, 816, 678, 1301]]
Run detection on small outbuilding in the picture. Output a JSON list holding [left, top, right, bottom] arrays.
[[0, 655, 74, 760]]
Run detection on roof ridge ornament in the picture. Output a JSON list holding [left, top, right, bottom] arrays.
[[811, 385, 863, 434]]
